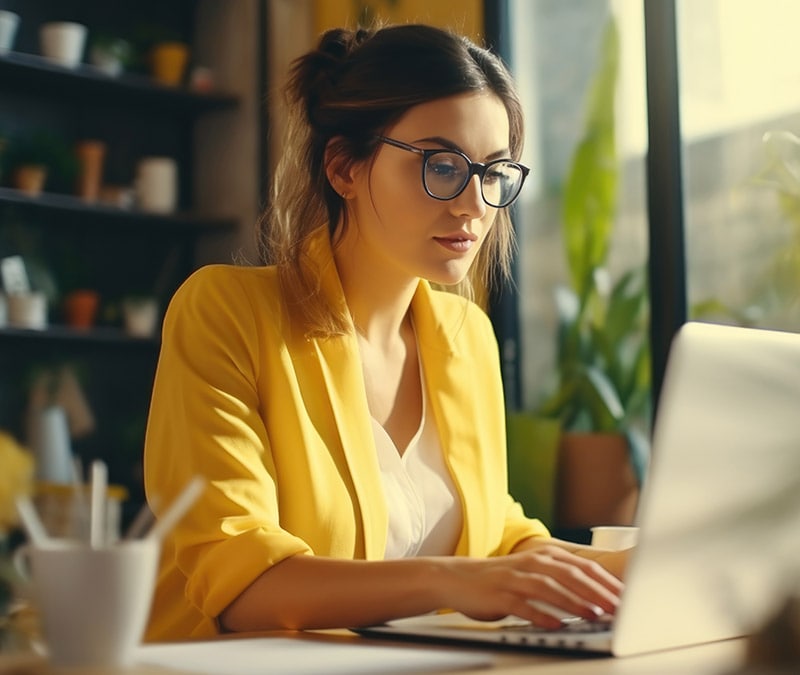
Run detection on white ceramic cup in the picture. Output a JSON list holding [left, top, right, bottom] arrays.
[[7, 291, 47, 329], [135, 157, 178, 213], [122, 297, 160, 337], [590, 525, 639, 550], [14, 538, 160, 668], [0, 10, 20, 54], [39, 21, 88, 68]]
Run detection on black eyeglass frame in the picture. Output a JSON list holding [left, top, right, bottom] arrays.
[[375, 135, 530, 208]]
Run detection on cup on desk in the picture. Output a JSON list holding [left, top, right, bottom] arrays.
[[590, 525, 639, 550], [14, 538, 160, 667]]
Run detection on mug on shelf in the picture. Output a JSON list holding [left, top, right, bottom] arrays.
[[39, 21, 88, 69], [0, 10, 20, 54], [135, 157, 178, 214], [7, 291, 48, 329]]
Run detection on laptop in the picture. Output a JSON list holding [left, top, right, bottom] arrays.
[[359, 321, 800, 656]]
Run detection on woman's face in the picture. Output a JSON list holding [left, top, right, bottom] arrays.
[[342, 91, 510, 288]]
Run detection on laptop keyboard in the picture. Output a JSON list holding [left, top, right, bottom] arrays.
[[503, 614, 614, 635]]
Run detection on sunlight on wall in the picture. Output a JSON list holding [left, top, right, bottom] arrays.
[[313, 0, 482, 43]]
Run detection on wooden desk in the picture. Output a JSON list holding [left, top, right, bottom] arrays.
[[0, 630, 747, 674]]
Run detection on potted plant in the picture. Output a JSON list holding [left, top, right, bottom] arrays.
[[5, 130, 77, 196], [88, 33, 133, 77], [508, 16, 650, 535]]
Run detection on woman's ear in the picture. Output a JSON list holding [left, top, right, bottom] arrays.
[[324, 137, 356, 199]]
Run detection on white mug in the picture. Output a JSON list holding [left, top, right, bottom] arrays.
[[0, 10, 20, 54], [39, 22, 88, 69], [590, 525, 639, 551], [135, 157, 178, 213], [7, 291, 47, 329], [14, 538, 160, 667]]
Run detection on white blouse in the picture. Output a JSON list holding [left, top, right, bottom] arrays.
[[372, 369, 463, 559]]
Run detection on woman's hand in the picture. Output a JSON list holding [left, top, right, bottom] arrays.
[[435, 544, 623, 629]]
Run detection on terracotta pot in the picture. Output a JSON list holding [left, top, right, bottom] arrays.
[[13, 164, 48, 196], [64, 289, 100, 329], [74, 140, 107, 202], [555, 431, 639, 529]]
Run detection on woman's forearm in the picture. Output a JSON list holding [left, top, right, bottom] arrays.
[[219, 554, 447, 632], [219, 544, 624, 633]]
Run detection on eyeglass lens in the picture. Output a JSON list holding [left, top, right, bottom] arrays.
[[424, 152, 525, 207]]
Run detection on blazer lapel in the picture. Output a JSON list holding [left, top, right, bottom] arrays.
[[305, 231, 388, 560], [412, 283, 487, 557]]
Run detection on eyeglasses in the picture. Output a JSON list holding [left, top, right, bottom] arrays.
[[376, 136, 529, 208]]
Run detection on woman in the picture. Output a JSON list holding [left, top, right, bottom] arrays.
[[143, 23, 626, 642]]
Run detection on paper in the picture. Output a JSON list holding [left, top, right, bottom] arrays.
[[136, 635, 492, 674]]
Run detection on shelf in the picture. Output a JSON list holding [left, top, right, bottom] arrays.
[[0, 324, 160, 349], [0, 187, 237, 234], [0, 50, 239, 115]]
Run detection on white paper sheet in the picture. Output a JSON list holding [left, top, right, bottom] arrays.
[[136, 635, 493, 674]]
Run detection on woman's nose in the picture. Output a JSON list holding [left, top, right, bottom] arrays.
[[450, 175, 487, 218]]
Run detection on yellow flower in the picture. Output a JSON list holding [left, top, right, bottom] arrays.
[[0, 431, 34, 534]]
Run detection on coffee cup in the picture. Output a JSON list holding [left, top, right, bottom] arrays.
[[590, 525, 639, 550], [14, 538, 160, 667]]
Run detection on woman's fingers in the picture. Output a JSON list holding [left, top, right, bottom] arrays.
[[443, 546, 625, 628]]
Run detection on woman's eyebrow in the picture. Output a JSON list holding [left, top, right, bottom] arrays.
[[413, 135, 511, 160]]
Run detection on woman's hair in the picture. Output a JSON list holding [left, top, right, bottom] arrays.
[[258, 23, 524, 337]]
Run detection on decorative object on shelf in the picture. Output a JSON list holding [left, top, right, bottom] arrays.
[[39, 21, 88, 69], [0, 10, 20, 55], [135, 156, 177, 213], [88, 34, 133, 77], [189, 65, 215, 93], [63, 288, 100, 329], [121, 295, 159, 337], [11, 165, 47, 196], [74, 139, 107, 202], [150, 41, 190, 86], [6, 130, 78, 196], [6, 291, 47, 329]]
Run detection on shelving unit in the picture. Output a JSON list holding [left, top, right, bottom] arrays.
[[0, 0, 263, 523]]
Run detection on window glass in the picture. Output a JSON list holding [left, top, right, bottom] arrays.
[[677, 0, 800, 331], [509, 0, 650, 429]]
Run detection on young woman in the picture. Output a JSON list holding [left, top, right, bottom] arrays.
[[143, 23, 627, 642]]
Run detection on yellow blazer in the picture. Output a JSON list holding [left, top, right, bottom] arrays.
[[143, 228, 548, 641]]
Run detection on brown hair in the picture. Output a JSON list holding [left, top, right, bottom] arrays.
[[258, 24, 523, 336]]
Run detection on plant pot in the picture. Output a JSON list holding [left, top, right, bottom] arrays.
[[0, 10, 20, 55], [150, 41, 190, 86], [74, 140, 107, 202], [555, 431, 639, 530], [12, 164, 47, 196], [64, 289, 100, 329], [39, 21, 88, 69]]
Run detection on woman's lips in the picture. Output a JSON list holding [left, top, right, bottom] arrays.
[[433, 232, 478, 253]]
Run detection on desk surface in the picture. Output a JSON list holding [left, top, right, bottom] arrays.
[[0, 629, 748, 675]]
